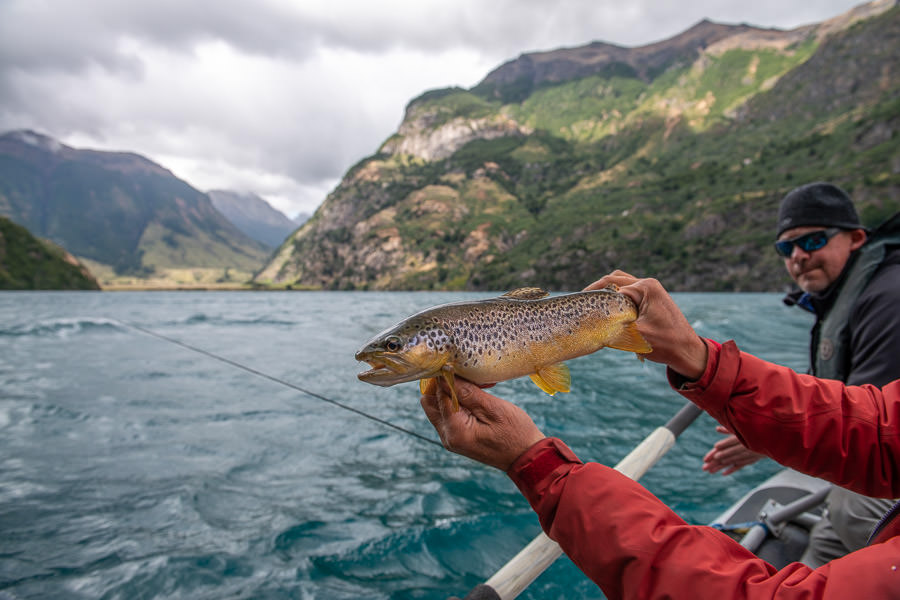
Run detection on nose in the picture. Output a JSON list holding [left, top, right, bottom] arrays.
[[789, 244, 810, 261]]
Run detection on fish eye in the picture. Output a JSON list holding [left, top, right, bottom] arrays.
[[384, 336, 403, 352]]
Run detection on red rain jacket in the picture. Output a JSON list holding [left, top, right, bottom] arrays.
[[508, 339, 900, 599]]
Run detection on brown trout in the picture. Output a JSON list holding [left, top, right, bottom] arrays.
[[355, 286, 651, 410]]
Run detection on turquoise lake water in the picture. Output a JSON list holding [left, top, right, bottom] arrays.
[[0, 290, 812, 599]]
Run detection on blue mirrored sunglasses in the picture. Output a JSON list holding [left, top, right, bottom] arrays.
[[774, 227, 842, 258]]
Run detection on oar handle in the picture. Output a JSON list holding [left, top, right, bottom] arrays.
[[474, 401, 703, 600]]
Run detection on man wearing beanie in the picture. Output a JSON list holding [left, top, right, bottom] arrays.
[[702, 181, 900, 567]]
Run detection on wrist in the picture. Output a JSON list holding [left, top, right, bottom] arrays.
[[672, 335, 709, 381], [499, 433, 547, 471]]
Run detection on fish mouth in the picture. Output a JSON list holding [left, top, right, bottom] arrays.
[[356, 352, 438, 387]]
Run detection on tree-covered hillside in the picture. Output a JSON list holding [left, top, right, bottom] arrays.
[[0, 216, 100, 290]]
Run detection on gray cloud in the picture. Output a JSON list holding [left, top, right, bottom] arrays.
[[0, 0, 868, 217]]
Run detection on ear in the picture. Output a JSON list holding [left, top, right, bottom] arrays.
[[848, 228, 868, 251]]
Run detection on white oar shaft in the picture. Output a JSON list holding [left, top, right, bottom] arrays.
[[482, 402, 702, 600]]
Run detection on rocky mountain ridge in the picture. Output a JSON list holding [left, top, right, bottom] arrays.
[[256, 0, 900, 291]]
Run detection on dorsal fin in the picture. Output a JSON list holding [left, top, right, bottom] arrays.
[[502, 287, 549, 300]]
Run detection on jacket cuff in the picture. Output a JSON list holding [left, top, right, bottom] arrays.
[[670, 339, 742, 423], [666, 337, 721, 390], [507, 438, 582, 503]]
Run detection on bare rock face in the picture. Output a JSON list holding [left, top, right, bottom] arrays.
[[381, 112, 531, 161]]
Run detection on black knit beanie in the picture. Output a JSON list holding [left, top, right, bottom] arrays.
[[776, 182, 862, 238]]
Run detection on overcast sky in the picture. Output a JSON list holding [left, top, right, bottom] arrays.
[[0, 1, 869, 218]]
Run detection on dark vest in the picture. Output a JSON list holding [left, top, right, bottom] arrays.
[[813, 213, 900, 381]]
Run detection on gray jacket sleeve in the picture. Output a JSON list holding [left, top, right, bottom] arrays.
[[847, 260, 900, 387]]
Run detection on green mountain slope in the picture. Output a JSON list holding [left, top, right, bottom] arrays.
[[0, 216, 100, 290], [259, 1, 900, 292], [0, 131, 270, 283]]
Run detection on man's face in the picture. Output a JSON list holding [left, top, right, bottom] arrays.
[[778, 226, 867, 293]]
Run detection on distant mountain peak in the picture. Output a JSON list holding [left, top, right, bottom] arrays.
[[207, 189, 297, 249], [5, 129, 66, 153], [0, 129, 175, 178]]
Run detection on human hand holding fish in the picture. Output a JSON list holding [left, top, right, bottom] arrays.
[[420, 378, 545, 471], [583, 271, 709, 381], [356, 286, 652, 411]]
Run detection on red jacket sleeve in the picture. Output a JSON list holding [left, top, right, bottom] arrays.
[[508, 437, 900, 600], [674, 340, 900, 498]]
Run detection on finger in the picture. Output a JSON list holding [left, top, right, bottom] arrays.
[[582, 270, 639, 292], [713, 442, 760, 460], [614, 277, 661, 308], [452, 378, 499, 417], [719, 456, 760, 476], [709, 445, 753, 463], [702, 453, 730, 473], [420, 379, 456, 428], [702, 461, 724, 474], [420, 392, 443, 428], [711, 435, 743, 451], [703, 449, 760, 475]]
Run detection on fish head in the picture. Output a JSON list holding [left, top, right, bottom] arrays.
[[355, 318, 449, 387]]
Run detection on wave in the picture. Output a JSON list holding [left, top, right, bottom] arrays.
[[162, 314, 299, 328], [0, 314, 301, 337], [305, 513, 537, 597], [0, 317, 124, 338]]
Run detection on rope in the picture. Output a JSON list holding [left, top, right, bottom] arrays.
[[116, 320, 444, 448]]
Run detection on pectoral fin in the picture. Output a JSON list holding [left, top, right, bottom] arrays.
[[529, 363, 571, 395], [605, 322, 652, 355], [441, 366, 460, 412], [419, 377, 438, 395]]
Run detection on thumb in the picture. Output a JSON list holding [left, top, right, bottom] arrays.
[[452, 378, 496, 414]]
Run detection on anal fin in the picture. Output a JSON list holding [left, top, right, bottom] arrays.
[[529, 363, 571, 396], [606, 322, 652, 355]]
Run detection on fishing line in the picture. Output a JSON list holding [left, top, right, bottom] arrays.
[[116, 320, 444, 448]]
